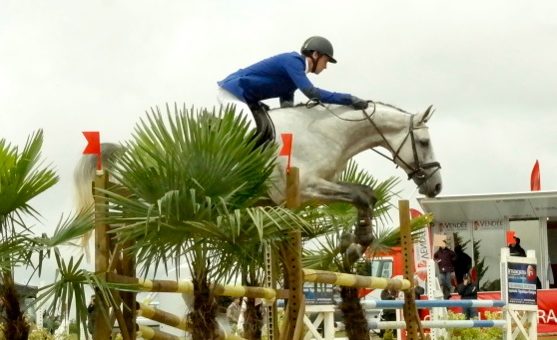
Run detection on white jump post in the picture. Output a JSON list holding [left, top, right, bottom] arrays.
[[425, 258, 447, 340], [500, 247, 538, 340]]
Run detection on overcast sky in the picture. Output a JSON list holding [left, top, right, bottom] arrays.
[[2, 1, 557, 284]]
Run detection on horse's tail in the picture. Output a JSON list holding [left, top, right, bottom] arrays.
[[73, 142, 124, 212], [73, 142, 124, 261]]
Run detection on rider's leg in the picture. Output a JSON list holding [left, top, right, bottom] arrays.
[[216, 87, 275, 147], [216, 87, 255, 130]]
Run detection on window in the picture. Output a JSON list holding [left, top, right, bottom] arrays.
[[371, 258, 393, 278]]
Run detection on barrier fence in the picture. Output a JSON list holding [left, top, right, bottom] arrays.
[[91, 167, 537, 340], [362, 299, 506, 309]]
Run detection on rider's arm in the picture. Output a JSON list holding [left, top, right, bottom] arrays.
[[282, 59, 353, 105]]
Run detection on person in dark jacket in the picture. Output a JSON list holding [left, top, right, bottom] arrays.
[[217, 36, 369, 147], [87, 294, 96, 335], [414, 278, 426, 319], [379, 287, 399, 338], [454, 244, 472, 285], [414, 278, 425, 300], [457, 273, 478, 319], [509, 236, 527, 257], [434, 240, 456, 299]]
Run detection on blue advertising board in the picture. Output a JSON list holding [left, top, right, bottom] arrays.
[[507, 262, 537, 306]]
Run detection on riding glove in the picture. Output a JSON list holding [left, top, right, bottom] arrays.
[[351, 96, 369, 110]]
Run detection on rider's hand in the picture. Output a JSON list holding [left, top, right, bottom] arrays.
[[280, 100, 294, 108], [351, 96, 369, 110]]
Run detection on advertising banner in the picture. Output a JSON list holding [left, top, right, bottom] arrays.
[[477, 290, 557, 334], [507, 262, 538, 306]]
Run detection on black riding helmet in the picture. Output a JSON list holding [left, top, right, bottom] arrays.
[[300, 36, 337, 63]]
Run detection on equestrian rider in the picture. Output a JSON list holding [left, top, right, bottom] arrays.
[[217, 36, 369, 147]]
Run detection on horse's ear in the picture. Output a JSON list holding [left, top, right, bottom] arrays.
[[421, 105, 435, 123]]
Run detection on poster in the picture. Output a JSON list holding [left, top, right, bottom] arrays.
[[507, 262, 538, 306]]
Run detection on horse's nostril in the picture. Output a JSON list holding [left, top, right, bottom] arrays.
[[435, 183, 442, 194]]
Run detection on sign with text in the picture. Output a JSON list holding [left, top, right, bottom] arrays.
[[507, 262, 538, 308], [414, 228, 432, 283], [472, 219, 504, 231]]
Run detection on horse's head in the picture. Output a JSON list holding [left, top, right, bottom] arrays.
[[391, 106, 442, 197]]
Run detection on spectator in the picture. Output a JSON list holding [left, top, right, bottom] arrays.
[[454, 244, 472, 285], [509, 236, 527, 257], [414, 278, 426, 319], [434, 240, 456, 299], [414, 278, 425, 300], [226, 298, 242, 326], [457, 273, 478, 319], [509, 237, 542, 287], [379, 287, 399, 338]]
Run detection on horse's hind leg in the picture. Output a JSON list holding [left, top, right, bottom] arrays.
[[304, 179, 376, 266], [304, 179, 376, 209], [344, 207, 373, 265]]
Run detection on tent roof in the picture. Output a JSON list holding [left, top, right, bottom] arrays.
[[0, 283, 38, 298], [418, 191, 557, 223]]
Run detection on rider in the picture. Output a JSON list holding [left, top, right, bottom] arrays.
[[217, 36, 369, 147]]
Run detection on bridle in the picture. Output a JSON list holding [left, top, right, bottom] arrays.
[[309, 100, 441, 182], [363, 101, 441, 182]]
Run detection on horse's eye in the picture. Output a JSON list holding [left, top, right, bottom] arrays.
[[419, 140, 430, 147]]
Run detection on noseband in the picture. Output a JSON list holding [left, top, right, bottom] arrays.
[[362, 102, 441, 182]]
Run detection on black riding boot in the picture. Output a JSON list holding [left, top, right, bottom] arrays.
[[248, 102, 276, 149]]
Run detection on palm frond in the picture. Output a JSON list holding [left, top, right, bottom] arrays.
[[368, 213, 433, 255], [0, 130, 58, 219], [0, 233, 33, 270], [302, 227, 346, 271]]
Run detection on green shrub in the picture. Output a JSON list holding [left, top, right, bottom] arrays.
[[68, 320, 78, 334], [383, 329, 395, 339], [444, 311, 503, 340], [28, 329, 54, 340]]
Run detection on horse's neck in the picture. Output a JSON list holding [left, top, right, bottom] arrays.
[[272, 105, 410, 156], [341, 105, 410, 156]]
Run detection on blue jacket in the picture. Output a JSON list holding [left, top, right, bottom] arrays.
[[218, 52, 353, 106]]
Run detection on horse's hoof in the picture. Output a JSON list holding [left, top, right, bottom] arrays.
[[345, 244, 363, 263]]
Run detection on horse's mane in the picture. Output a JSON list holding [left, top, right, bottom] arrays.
[[272, 101, 416, 116], [269, 103, 355, 122]]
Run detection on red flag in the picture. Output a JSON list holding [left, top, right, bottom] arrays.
[[530, 160, 541, 191], [82, 131, 102, 170], [410, 208, 423, 219], [506, 230, 516, 246], [279, 133, 293, 156], [279, 133, 293, 172]]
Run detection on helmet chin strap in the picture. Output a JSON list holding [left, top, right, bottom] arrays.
[[309, 53, 323, 73]]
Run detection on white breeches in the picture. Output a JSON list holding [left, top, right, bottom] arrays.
[[216, 87, 256, 130]]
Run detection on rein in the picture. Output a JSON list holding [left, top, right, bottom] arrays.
[[308, 99, 441, 182]]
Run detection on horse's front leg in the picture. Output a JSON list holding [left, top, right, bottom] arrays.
[[303, 179, 376, 266]]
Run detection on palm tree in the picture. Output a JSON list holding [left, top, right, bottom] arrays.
[[301, 160, 432, 340], [0, 131, 58, 339], [100, 104, 310, 339], [0, 131, 97, 339]]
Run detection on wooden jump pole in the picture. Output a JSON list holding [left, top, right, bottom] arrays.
[[137, 325, 181, 340], [94, 171, 113, 339], [106, 272, 277, 299], [399, 200, 425, 340], [279, 167, 305, 340], [302, 269, 411, 290], [93, 170, 135, 340]]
